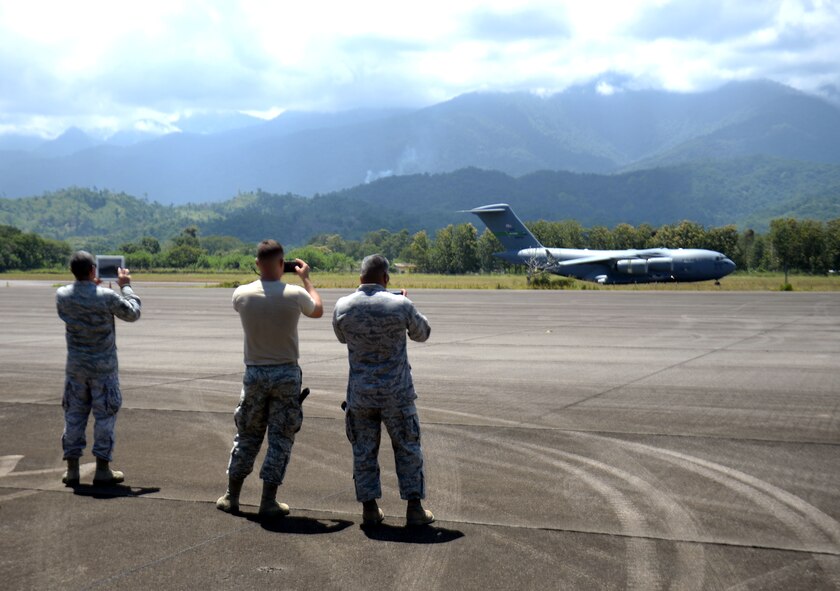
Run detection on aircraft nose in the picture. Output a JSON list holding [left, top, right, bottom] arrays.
[[724, 258, 736, 275]]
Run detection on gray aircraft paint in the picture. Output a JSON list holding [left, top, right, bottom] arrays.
[[467, 203, 736, 284]]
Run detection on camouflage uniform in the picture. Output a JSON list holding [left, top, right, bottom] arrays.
[[56, 281, 141, 461], [226, 364, 303, 485], [332, 284, 431, 501]]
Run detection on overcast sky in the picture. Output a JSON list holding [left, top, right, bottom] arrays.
[[1, 0, 838, 137]]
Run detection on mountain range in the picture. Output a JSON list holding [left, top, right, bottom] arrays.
[[2, 80, 840, 204]]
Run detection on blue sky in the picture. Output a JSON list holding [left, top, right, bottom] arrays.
[[1, 0, 838, 137]]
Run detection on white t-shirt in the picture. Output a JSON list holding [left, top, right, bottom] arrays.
[[232, 280, 316, 365]]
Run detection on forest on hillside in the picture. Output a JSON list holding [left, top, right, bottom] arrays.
[[3, 215, 838, 277], [2, 158, 840, 255]]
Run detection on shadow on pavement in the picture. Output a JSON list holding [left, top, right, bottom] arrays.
[[242, 513, 354, 535], [360, 522, 465, 544], [70, 484, 161, 499]]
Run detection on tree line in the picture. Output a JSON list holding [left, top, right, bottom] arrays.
[[114, 227, 359, 273], [2, 217, 839, 276], [0, 225, 72, 272], [306, 217, 840, 275]]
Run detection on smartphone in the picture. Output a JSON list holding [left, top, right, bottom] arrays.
[[390, 290, 405, 296], [283, 261, 298, 273]]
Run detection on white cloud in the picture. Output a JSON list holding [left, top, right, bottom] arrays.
[[0, 0, 837, 136], [596, 81, 618, 95]]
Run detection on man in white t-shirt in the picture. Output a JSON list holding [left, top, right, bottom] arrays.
[[216, 239, 323, 519]]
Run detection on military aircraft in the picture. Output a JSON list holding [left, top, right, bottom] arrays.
[[467, 203, 736, 285]]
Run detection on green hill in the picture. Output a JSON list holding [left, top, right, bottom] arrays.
[[333, 156, 840, 230], [1, 157, 839, 251]]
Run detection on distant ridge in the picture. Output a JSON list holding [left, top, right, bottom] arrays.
[[1, 80, 839, 203], [2, 157, 839, 250]]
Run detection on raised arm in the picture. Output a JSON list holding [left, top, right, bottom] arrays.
[[109, 268, 141, 322], [294, 259, 324, 319], [406, 303, 431, 343]]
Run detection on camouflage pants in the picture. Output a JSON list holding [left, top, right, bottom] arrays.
[[345, 404, 425, 502], [61, 373, 122, 461], [226, 365, 303, 485]]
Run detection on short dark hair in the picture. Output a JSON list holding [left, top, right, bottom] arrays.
[[70, 250, 96, 281], [256, 239, 284, 261], [360, 254, 389, 282]]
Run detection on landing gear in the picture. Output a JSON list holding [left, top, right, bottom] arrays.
[[714, 280, 721, 286]]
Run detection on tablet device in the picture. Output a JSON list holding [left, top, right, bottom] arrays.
[[96, 255, 124, 281]]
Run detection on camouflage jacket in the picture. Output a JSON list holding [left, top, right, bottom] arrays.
[[56, 281, 141, 377], [332, 284, 430, 408]]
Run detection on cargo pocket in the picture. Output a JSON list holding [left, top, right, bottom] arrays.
[[284, 405, 304, 436], [294, 408, 303, 433], [103, 381, 123, 416], [295, 407, 303, 433], [61, 381, 75, 411], [233, 390, 248, 432], [345, 411, 356, 444], [63, 379, 91, 412], [402, 406, 421, 443]]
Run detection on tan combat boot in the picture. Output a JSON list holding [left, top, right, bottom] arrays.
[[62, 458, 80, 486], [216, 477, 244, 514], [92, 457, 124, 486], [258, 482, 290, 519], [362, 500, 385, 525], [406, 499, 434, 526]]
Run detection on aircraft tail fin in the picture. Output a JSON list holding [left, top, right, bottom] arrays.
[[465, 204, 543, 252]]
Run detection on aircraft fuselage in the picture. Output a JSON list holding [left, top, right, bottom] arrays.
[[467, 203, 736, 284], [498, 247, 736, 284]]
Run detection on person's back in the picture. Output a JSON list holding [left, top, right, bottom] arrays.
[[333, 285, 430, 408], [233, 279, 313, 366], [56, 251, 141, 487], [216, 240, 324, 520], [57, 281, 140, 378]]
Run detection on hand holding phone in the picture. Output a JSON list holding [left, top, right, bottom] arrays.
[[285, 258, 312, 281]]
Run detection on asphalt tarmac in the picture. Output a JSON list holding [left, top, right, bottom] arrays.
[[1, 282, 838, 590]]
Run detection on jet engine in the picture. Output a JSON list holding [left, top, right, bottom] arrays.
[[616, 257, 674, 275], [616, 259, 648, 274], [647, 257, 673, 272]]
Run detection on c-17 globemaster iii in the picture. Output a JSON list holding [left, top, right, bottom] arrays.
[[467, 203, 736, 285]]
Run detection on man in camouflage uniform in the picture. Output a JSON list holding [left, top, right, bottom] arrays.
[[56, 251, 141, 486], [216, 239, 323, 519], [332, 254, 434, 526]]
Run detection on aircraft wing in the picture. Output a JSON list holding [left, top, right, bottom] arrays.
[[551, 254, 616, 267], [549, 250, 669, 268]]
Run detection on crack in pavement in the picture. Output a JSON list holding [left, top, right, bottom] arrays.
[[552, 314, 810, 413], [2, 486, 838, 560]]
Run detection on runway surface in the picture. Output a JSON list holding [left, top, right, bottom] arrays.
[[1, 282, 838, 590]]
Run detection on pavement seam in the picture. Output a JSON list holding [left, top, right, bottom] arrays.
[[118, 371, 245, 391], [3, 485, 838, 560], [553, 314, 809, 413], [451, 517, 840, 558]]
